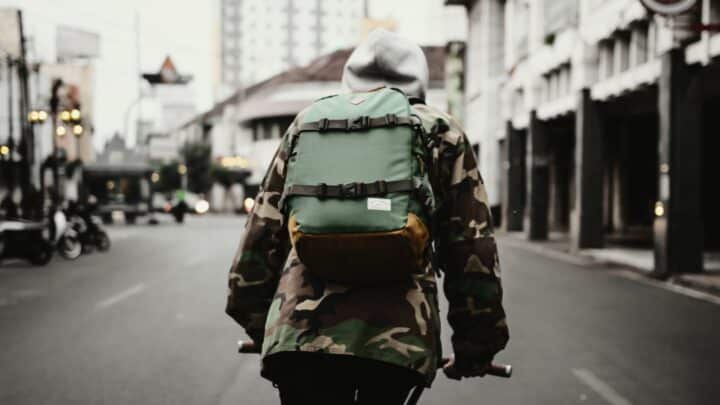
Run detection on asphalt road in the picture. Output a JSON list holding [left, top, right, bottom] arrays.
[[1, 215, 719, 405]]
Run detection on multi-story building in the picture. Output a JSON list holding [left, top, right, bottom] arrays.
[[218, 0, 367, 92], [140, 56, 196, 163], [448, 0, 720, 275]]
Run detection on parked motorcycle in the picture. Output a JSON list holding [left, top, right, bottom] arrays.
[[50, 208, 82, 260], [0, 219, 54, 266], [67, 202, 111, 254]]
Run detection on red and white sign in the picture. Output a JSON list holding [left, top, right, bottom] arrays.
[[640, 0, 697, 16]]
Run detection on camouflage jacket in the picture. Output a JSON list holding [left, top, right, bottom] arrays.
[[226, 101, 509, 385]]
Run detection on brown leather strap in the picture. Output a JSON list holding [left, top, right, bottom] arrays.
[[285, 179, 415, 199]]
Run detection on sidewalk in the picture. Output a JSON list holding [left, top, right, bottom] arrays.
[[499, 232, 720, 297]]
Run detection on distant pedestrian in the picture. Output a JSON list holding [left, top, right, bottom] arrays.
[[226, 29, 508, 404], [1, 192, 19, 220]]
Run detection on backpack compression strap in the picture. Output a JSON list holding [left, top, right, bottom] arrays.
[[285, 179, 415, 199], [296, 114, 414, 134]]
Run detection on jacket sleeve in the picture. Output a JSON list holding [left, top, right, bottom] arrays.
[[434, 118, 509, 364], [225, 127, 293, 345]]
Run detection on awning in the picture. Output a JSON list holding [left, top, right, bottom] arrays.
[[237, 99, 312, 123]]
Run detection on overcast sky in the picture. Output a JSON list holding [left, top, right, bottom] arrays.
[[0, 0, 464, 149]]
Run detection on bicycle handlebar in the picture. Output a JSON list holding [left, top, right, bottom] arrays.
[[237, 340, 512, 379], [441, 357, 512, 379], [237, 340, 261, 354]]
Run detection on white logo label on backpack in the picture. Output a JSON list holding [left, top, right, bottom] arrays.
[[367, 198, 392, 211]]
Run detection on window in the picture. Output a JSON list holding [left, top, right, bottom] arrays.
[[598, 39, 614, 80], [712, 0, 720, 24], [616, 31, 631, 73], [542, 64, 572, 102], [559, 64, 571, 96], [631, 22, 649, 67]]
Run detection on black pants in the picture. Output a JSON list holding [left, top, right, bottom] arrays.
[[264, 352, 424, 405]]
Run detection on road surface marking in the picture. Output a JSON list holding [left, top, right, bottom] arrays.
[[502, 236, 720, 306], [96, 283, 146, 310], [572, 368, 632, 405], [185, 256, 206, 268], [0, 289, 44, 308]]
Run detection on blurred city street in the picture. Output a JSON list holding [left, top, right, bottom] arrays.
[[2, 1, 720, 403], [1, 215, 718, 405]]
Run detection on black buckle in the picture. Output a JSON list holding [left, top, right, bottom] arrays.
[[375, 180, 388, 195], [349, 116, 370, 131], [318, 119, 329, 132], [385, 114, 397, 127], [340, 182, 363, 198], [318, 183, 328, 198]]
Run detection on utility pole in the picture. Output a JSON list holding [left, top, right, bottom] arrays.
[[17, 9, 33, 190], [49, 78, 63, 202], [6, 56, 13, 150], [134, 11, 143, 145]]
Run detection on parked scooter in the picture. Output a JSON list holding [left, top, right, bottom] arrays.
[[0, 219, 54, 266], [67, 201, 110, 254], [49, 207, 82, 260]]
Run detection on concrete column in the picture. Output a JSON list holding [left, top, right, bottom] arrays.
[[504, 121, 525, 231], [549, 131, 572, 232], [526, 111, 549, 240], [611, 132, 631, 234], [571, 89, 604, 251], [654, 49, 704, 276]]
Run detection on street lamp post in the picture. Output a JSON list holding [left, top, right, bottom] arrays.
[[59, 107, 83, 161], [178, 163, 188, 190], [27, 108, 47, 189]]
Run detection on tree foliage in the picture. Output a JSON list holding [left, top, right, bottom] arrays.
[[180, 142, 212, 194]]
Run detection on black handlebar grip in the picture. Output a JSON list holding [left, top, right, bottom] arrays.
[[486, 364, 513, 378], [237, 340, 261, 354], [441, 357, 512, 379]]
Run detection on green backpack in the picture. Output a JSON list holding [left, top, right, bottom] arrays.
[[283, 87, 435, 284]]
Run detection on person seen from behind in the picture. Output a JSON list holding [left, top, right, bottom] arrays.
[[226, 28, 509, 405]]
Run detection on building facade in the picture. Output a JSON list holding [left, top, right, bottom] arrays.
[[218, 0, 366, 92], [448, 0, 719, 274], [1, 8, 98, 210]]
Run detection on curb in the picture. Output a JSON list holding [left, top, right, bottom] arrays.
[[671, 275, 720, 297], [497, 235, 599, 268], [497, 234, 720, 301]]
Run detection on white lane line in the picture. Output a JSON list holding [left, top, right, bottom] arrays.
[[572, 368, 633, 405], [0, 289, 44, 308], [95, 283, 146, 310], [185, 256, 206, 268]]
